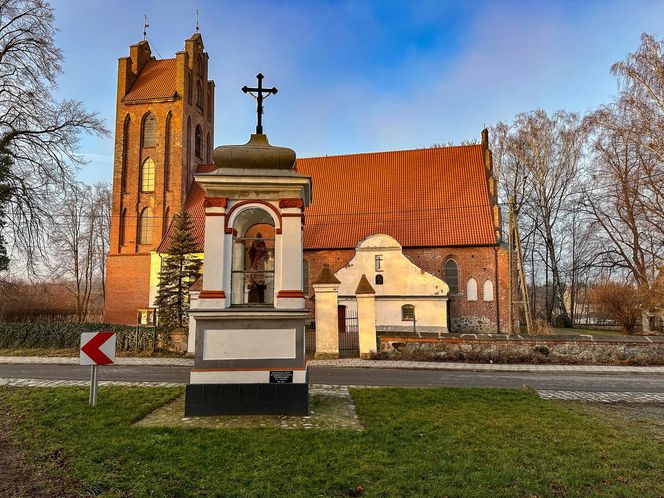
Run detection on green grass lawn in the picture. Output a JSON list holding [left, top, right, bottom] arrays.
[[2, 386, 662, 497]]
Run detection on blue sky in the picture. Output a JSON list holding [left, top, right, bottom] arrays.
[[50, 0, 664, 185]]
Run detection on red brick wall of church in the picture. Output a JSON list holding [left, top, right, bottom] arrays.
[[304, 245, 511, 333], [104, 254, 152, 325], [403, 246, 510, 333]]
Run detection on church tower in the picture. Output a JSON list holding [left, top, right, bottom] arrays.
[[104, 33, 215, 324]]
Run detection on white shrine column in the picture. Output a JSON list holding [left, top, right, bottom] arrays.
[[199, 197, 228, 307], [355, 274, 377, 358], [313, 263, 341, 359], [277, 198, 305, 309]]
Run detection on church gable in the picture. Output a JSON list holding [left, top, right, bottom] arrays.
[[335, 234, 449, 298]]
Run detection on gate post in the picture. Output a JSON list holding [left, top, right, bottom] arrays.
[[355, 274, 377, 358], [312, 263, 341, 359]]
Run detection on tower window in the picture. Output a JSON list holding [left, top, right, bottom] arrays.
[[401, 304, 415, 321], [195, 125, 202, 158], [196, 81, 203, 108], [444, 259, 459, 294], [119, 208, 127, 246], [140, 158, 155, 192], [164, 112, 171, 191], [138, 207, 153, 245], [121, 115, 130, 192], [375, 274, 384, 285], [142, 113, 157, 147]]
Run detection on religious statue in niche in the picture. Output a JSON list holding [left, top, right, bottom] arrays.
[[246, 233, 270, 303]]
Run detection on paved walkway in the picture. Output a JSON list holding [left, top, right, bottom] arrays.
[[1, 356, 664, 373], [0, 356, 192, 366], [2, 377, 663, 404], [0, 377, 180, 388], [538, 390, 664, 403]]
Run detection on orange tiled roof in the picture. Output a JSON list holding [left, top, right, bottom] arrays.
[[159, 146, 498, 252], [296, 145, 498, 248], [123, 59, 177, 102]]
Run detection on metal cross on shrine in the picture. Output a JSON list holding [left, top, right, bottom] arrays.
[[242, 73, 278, 134]]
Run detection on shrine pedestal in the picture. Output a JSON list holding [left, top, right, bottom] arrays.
[[184, 308, 309, 416]]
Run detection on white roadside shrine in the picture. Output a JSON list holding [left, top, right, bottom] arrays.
[[184, 130, 312, 416]]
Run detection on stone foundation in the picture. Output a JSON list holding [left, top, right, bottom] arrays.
[[450, 316, 494, 333], [378, 333, 664, 366]]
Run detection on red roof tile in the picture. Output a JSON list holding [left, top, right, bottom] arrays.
[[123, 59, 177, 102], [296, 145, 498, 248], [158, 146, 498, 253]]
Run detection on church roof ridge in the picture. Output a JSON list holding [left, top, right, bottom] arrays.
[[298, 143, 481, 162]]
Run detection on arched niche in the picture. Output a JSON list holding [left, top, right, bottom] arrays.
[[231, 207, 276, 306]]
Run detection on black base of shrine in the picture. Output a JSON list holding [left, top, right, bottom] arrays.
[[184, 383, 309, 416]]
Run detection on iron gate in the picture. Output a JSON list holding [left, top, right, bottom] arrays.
[[339, 308, 359, 358]]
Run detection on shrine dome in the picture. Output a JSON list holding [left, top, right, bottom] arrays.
[[212, 133, 296, 171]]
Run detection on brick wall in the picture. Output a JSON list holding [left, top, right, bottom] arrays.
[[104, 253, 152, 324]]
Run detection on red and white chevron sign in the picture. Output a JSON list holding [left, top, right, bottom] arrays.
[[80, 332, 116, 365]]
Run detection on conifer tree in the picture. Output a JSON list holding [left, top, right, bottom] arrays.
[[154, 207, 202, 328]]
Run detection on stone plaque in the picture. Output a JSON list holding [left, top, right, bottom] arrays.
[[269, 370, 293, 384]]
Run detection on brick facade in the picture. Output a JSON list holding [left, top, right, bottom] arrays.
[[104, 34, 215, 324]]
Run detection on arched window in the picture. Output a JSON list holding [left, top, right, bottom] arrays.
[[138, 207, 153, 245], [196, 80, 203, 107], [186, 117, 192, 177], [140, 158, 155, 192], [231, 208, 276, 305], [196, 54, 203, 76], [467, 278, 478, 301], [206, 132, 211, 162], [119, 208, 127, 246], [164, 112, 171, 191], [303, 259, 309, 296], [401, 304, 415, 321], [483, 280, 494, 302], [187, 72, 192, 105], [162, 207, 170, 237], [142, 112, 157, 147], [375, 274, 384, 285], [195, 125, 202, 158], [444, 259, 459, 294], [121, 115, 130, 192]]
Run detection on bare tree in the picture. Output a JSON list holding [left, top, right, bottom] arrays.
[[0, 0, 107, 271], [48, 184, 95, 321], [492, 110, 587, 327], [92, 182, 112, 302]]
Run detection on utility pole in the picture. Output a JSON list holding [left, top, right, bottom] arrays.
[[508, 196, 533, 335]]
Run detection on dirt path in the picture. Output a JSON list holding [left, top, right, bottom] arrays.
[[0, 403, 80, 498]]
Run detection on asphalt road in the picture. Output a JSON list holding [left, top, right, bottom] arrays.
[[1, 363, 663, 392]]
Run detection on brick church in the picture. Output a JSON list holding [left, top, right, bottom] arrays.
[[104, 32, 510, 333]]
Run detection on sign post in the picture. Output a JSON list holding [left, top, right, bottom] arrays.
[[80, 332, 116, 407]]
